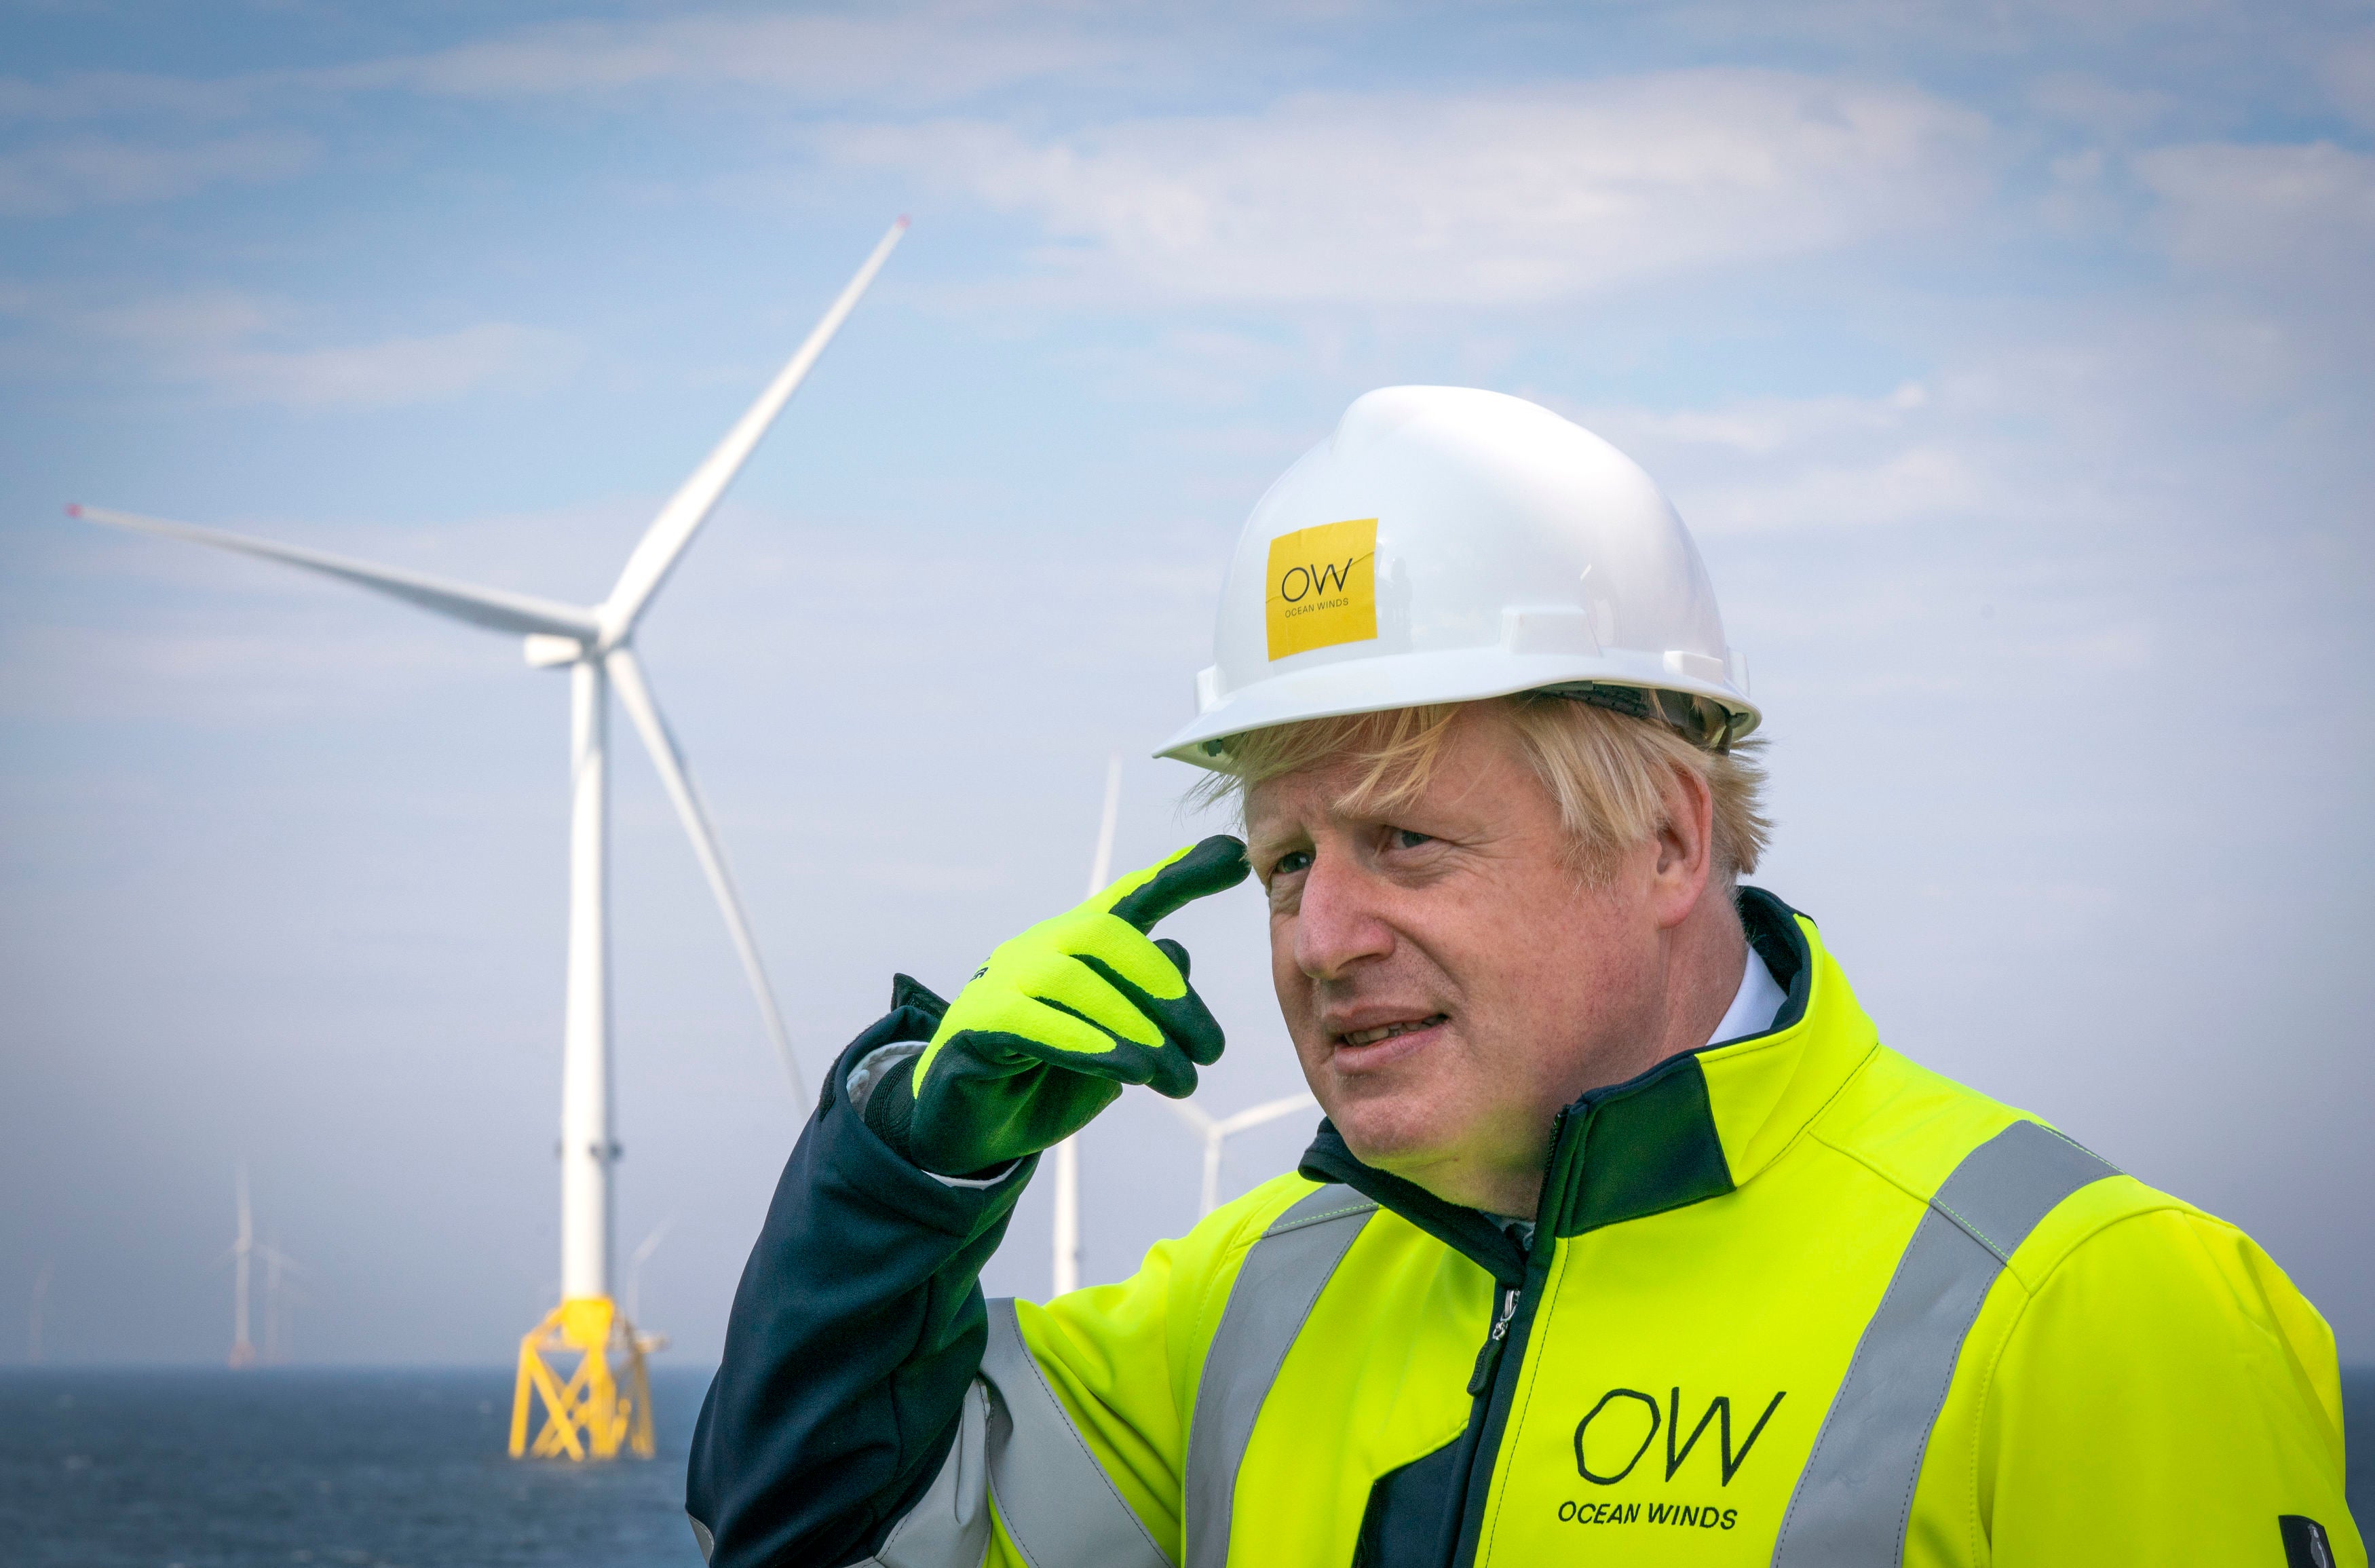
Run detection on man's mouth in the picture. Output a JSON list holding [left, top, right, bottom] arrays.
[[1338, 1014, 1449, 1048]]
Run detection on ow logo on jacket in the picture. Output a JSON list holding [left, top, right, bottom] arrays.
[[1571, 1385, 1786, 1488]]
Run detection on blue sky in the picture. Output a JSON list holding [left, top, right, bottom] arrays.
[[4, 0, 2372, 1369]]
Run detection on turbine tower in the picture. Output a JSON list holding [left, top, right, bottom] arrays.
[[226, 1162, 256, 1370], [1047, 759, 1312, 1285], [1050, 754, 1122, 1296], [77, 219, 906, 1459], [27, 1262, 53, 1365], [260, 1229, 308, 1365]]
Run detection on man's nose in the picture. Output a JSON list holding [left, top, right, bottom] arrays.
[[1293, 850, 1393, 980]]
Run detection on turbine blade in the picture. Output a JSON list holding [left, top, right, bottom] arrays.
[[1162, 1097, 1217, 1135], [606, 647, 806, 1102], [72, 505, 598, 640], [596, 218, 908, 646], [630, 1215, 676, 1268], [1216, 1092, 1319, 1137], [1086, 753, 1122, 896]]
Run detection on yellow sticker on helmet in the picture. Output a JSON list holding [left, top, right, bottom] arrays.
[[1265, 518, 1378, 660]]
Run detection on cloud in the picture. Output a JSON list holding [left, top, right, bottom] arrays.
[[0, 70, 256, 123], [83, 290, 274, 345], [2025, 72, 2175, 138], [202, 322, 584, 410], [0, 130, 314, 213], [2135, 140, 2375, 302], [0, 2, 1112, 160], [2321, 31, 2375, 130], [1557, 381, 1995, 534], [1599, 381, 1933, 457], [330, 5, 1107, 107], [0, 620, 497, 726], [828, 71, 1992, 304], [1677, 441, 1985, 534], [79, 292, 582, 410]]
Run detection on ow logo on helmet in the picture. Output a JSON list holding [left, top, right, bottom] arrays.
[[1264, 517, 1377, 660], [1573, 1386, 1786, 1487]]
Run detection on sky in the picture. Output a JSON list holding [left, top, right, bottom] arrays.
[[3, 0, 2372, 1375]]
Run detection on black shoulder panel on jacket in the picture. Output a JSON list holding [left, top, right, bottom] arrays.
[[1556, 1052, 1734, 1237]]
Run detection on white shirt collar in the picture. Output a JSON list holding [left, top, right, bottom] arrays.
[[1708, 939, 1788, 1048]]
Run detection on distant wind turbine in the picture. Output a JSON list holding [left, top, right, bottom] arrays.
[[223, 1162, 257, 1370], [78, 218, 908, 1460], [28, 1261, 52, 1365], [1162, 1092, 1318, 1217], [625, 1215, 674, 1331], [1046, 757, 1313, 1286], [259, 1230, 308, 1365], [1050, 754, 1122, 1297]]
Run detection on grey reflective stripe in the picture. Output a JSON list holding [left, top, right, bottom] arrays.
[[860, 1299, 1173, 1568], [1183, 1185, 1379, 1568], [1772, 1120, 2118, 1568], [863, 1379, 994, 1568], [980, 1297, 1173, 1568]]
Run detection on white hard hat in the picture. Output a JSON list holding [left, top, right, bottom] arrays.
[[1158, 385, 1758, 769]]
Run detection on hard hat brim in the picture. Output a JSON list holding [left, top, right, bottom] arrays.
[[1155, 646, 1759, 771]]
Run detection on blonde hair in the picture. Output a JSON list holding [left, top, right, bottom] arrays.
[[1188, 693, 1770, 881]]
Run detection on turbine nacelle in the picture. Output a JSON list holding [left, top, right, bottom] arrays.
[[525, 634, 589, 668]]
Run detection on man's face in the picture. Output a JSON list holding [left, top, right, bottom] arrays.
[[1244, 706, 1677, 1212]]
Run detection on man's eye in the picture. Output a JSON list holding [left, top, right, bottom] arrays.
[[1390, 829, 1434, 850], [1272, 849, 1315, 877]]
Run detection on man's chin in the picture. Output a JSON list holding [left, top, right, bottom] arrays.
[[1326, 1098, 1464, 1183]]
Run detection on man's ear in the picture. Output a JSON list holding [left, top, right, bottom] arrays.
[[1649, 764, 1716, 928]]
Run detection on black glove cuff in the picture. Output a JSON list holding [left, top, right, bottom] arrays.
[[860, 1051, 1014, 1183], [861, 1053, 923, 1160]]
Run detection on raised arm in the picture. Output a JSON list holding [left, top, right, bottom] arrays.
[[687, 984, 1028, 1566], [687, 839, 1250, 1567]]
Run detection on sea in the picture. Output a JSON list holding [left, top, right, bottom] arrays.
[[4, 1366, 2372, 1565], [1, 1368, 712, 1567]]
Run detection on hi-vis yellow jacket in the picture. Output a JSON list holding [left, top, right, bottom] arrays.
[[687, 891, 2360, 1568]]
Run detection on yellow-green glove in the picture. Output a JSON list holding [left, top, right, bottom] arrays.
[[866, 836, 1249, 1176]]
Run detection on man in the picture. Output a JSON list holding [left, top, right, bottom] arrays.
[[688, 387, 2357, 1566]]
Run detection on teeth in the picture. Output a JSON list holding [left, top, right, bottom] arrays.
[[1342, 1016, 1445, 1048]]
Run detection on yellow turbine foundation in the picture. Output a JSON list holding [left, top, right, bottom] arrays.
[[509, 1296, 657, 1461]]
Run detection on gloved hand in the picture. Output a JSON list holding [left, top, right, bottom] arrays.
[[864, 835, 1249, 1177]]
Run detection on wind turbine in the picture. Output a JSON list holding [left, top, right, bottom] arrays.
[[1050, 754, 1122, 1297], [1048, 758, 1314, 1284], [76, 219, 907, 1459], [259, 1231, 308, 1365], [27, 1261, 53, 1365], [225, 1162, 257, 1370], [1161, 1092, 1318, 1217], [625, 1215, 674, 1332]]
